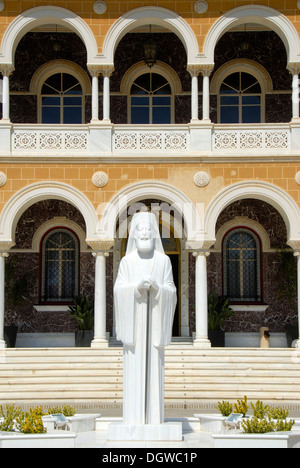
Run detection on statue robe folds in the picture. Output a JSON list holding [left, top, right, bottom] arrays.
[[114, 250, 177, 425]]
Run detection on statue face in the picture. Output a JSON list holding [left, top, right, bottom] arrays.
[[135, 222, 154, 253]]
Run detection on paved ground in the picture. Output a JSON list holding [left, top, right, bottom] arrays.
[[74, 428, 214, 449]]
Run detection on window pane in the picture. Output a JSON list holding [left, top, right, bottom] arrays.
[[42, 107, 60, 124], [131, 97, 149, 106], [42, 96, 60, 106], [243, 95, 261, 105], [63, 97, 82, 106], [153, 107, 171, 124], [131, 107, 150, 124], [241, 73, 261, 93], [44, 73, 61, 93], [242, 106, 261, 123], [64, 107, 82, 124], [220, 106, 239, 124], [221, 96, 239, 106], [153, 96, 171, 106], [222, 73, 240, 92]]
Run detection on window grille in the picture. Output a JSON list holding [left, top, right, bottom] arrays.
[[223, 228, 261, 302], [41, 229, 79, 303]]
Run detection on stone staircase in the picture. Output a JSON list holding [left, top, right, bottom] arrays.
[[1, 344, 300, 411]]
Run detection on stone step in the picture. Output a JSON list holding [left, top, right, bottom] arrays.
[[0, 346, 300, 408]]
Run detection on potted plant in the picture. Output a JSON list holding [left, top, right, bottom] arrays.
[[69, 295, 94, 347], [4, 256, 32, 347], [276, 249, 298, 347], [208, 293, 234, 347]]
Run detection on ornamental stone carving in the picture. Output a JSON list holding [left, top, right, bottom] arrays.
[[0, 172, 7, 187], [193, 171, 210, 187], [194, 1, 208, 14], [92, 171, 109, 188], [93, 1, 107, 14], [0, 1, 4, 13]]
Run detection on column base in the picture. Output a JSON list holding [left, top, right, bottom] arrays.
[[0, 340, 6, 349], [293, 339, 300, 348], [193, 337, 211, 348], [91, 338, 109, 348], [108, 421, 182, 441]]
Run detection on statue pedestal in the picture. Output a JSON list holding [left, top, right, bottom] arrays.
[[108, 421, 182, 441]]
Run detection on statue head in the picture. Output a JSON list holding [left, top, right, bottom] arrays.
[[135, 221, 154, 253], [126, 211, 164, 256]]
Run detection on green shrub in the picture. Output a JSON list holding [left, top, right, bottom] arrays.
[[267, 406, 289, 420], [234, 396, 249, 417], [47, 404, 76, 417], [275, 419, 295, 432], [0, 404, 22, 432], [61, 405, 76, 417], [16, 406, 46, 434], [251, 400, 270, 419], [216, 401, 233, 417], [241, 417, 275, 434]]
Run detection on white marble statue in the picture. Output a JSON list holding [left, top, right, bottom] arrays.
[[114, 212, 177, 426]]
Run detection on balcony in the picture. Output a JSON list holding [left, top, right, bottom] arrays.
[[0, 121, 299, 160]]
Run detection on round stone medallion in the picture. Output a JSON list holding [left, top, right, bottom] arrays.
[[193, 171, 210, 187], [0, 172, 7, 187], [93, 1, 107, 15], [92, 171, 109, 188], [194, 1, 208, 14], [295, 171, 300, 186]]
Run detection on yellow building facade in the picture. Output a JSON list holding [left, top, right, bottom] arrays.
[[0, 0, 300, 349]]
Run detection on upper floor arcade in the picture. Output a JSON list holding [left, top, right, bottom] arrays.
[[0, 3, 300, 159]]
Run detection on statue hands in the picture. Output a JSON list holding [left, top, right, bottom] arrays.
[[136, 276, 160, 297]]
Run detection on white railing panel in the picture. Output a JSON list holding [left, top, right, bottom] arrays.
[[213, 125, 291, 153], [113, 126, 189, 153], [12, 125, 88, 152]]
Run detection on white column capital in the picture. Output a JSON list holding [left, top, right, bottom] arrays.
[[99, 66, 114, 78], [87, 66, 102, 78], [287, 63, 300, 75], [0, 64, 14, 77], [87, 240, 114, 252], [192, 250, 210, 258], [92, 251, 109, 258]]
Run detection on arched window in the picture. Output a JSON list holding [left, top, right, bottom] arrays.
[[41, 72, 83, 124], [41, 228, 79, 303], [223, 228, 262, 302], [219, 72, 262, 124], [130, 72, 172, 124]]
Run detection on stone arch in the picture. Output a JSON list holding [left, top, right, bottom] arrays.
[[0, 6, 98, 66], [205, 181, 300, 248], [0, 182, 99, 245], [202, 5, 300, 66], [99, 181, 202, 244], [101, 6, 200, 67]]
